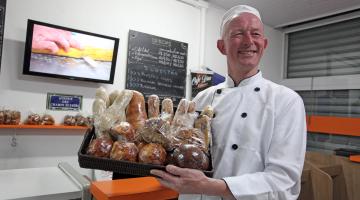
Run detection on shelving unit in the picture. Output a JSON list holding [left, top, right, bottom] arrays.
[[0, 124, 89, 130]]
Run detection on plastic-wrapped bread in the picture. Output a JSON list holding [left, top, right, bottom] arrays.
[[10, 111, 21, 125], [126, 90, 147, 131], [41, 114, 55, 125], [0, 110, 4, 124], [26, 113, 41, 125], [160, 98, 174, 123], [147, 94, 160, 118], [172, 99, 189, 127], [87, 135, 113, 158], [95, 90, 133, 134], [109, 90, 121, 106], [201, 105, 214, 118], [138, 118, 172, 150], [64, 115, 76, 126], [184, 101, 198, 128], [110, 121, 137, 142], [92, 98, 106, 117], [194, 114, 212, 153], [95, 86, 110, 107], [138, 143, 166, 165], [110, 141, 138, 162], [4, 110, 12, 125], [172, 143, 209, 170]]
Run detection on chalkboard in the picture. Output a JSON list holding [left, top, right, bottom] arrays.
[[125, 30, 188, 105]]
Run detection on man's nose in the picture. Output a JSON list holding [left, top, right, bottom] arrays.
[[241, 32, 253, 47]]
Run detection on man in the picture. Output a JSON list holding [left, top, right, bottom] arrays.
[[151, 5, 307, 200]]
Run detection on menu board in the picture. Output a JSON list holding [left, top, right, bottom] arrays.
[[126, 30, 188, 104]]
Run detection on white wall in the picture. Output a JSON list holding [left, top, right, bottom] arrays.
[[0, 0, 284, 175]]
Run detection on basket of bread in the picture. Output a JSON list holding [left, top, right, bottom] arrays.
[[78, 87, 214, 177]]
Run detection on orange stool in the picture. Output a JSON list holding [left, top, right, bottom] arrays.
[[90, 177, 178, 200]]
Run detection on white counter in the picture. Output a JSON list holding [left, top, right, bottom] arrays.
[[0, 166, 84, 200]]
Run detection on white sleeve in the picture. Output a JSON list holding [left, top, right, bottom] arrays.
[[223, 95, 307, 200]]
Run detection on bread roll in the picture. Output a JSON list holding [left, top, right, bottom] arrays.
[[172, 143, 209, 170], [110, 141, 138, 162], [138, 143, 166, 165], [10, 111, 21, 125], [41, 114, 55, 125], [87, 136, 113, 158], [110, 121, 137, 142], [26, 113, 41, 125], [126, 91, 147, 130], [147, 95, 160, 118]]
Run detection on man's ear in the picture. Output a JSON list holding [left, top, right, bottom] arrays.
[[217, 39, 226, 55]]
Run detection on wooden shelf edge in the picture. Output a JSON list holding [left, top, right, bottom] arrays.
[[0, 124, 89, 130]]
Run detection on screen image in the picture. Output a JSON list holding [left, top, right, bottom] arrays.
[[23, 19, 119, 84]]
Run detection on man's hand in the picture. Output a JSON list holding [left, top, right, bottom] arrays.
[[32, 24, 83, 53], [150, 165, 234, 199]]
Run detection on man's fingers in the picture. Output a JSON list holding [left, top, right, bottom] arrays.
[[165, 165, 189, 176], [150, 169, 180, 184]]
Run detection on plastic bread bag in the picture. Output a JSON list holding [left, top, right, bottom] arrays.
[[110, 141, 139, 162], [41, 113, 55, 125], [170, 143, 209, 170], [109, 121, 138, 142], [10, 110, 21, 125], [26, 112, 42, 125], [147, 94, 160, 118], [75, 113, 89, 126], [138, 143, 167, 165], [92, 98, 107, 117], [185, 101, 199, 128], [108, 90, 121, 106], [0, 109, 4, 124], [126, 90, 147, 131], [160, 98, 174, 123], [137, 117, 173, 151], [95, 86, 110, 108], [87, 134, 114, 158], [171, 127, 206, 152], [94, 90, 133, 136], [64, 115, 76, 126]]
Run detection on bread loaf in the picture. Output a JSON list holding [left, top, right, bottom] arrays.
[[147, 94, 160, 118], [126, 91, 147, 130], [160, 98, 173, 123]]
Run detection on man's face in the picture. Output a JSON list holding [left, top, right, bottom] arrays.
[[218, 13, 268, 74]]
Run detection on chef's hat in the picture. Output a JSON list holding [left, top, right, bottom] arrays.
[[220, 5, 262, 36]]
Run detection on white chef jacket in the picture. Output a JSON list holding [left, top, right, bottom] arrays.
[[179, 71, 307, 200]]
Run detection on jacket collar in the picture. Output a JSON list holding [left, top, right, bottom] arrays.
[[223, 70, 262, 88]]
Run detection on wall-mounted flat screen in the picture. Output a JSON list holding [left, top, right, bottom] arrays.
[[23, 19, 119, 84]]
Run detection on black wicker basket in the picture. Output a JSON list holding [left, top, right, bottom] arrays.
[[78, 127, 214, 177]]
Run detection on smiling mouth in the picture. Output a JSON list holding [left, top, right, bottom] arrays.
[[238, 50, 257, 56]]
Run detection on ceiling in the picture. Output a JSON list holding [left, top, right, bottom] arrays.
[[204, 0, 360, 28]]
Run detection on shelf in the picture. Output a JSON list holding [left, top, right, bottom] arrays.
[[0, 124, 89, 130], [306, 115, 360, 137]]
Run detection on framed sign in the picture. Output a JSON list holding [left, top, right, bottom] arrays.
[[191, 70, 213, 98], [46, 93, 82, 111]]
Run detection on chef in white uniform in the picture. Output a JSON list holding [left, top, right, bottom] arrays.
[[151, 5, 307, 200]]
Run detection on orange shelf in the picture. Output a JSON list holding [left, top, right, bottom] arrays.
[[90, 177, 178, 200], [349, 155, 360, 163], [306, 115, 360, 137], [0, 124, 89, 130]]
